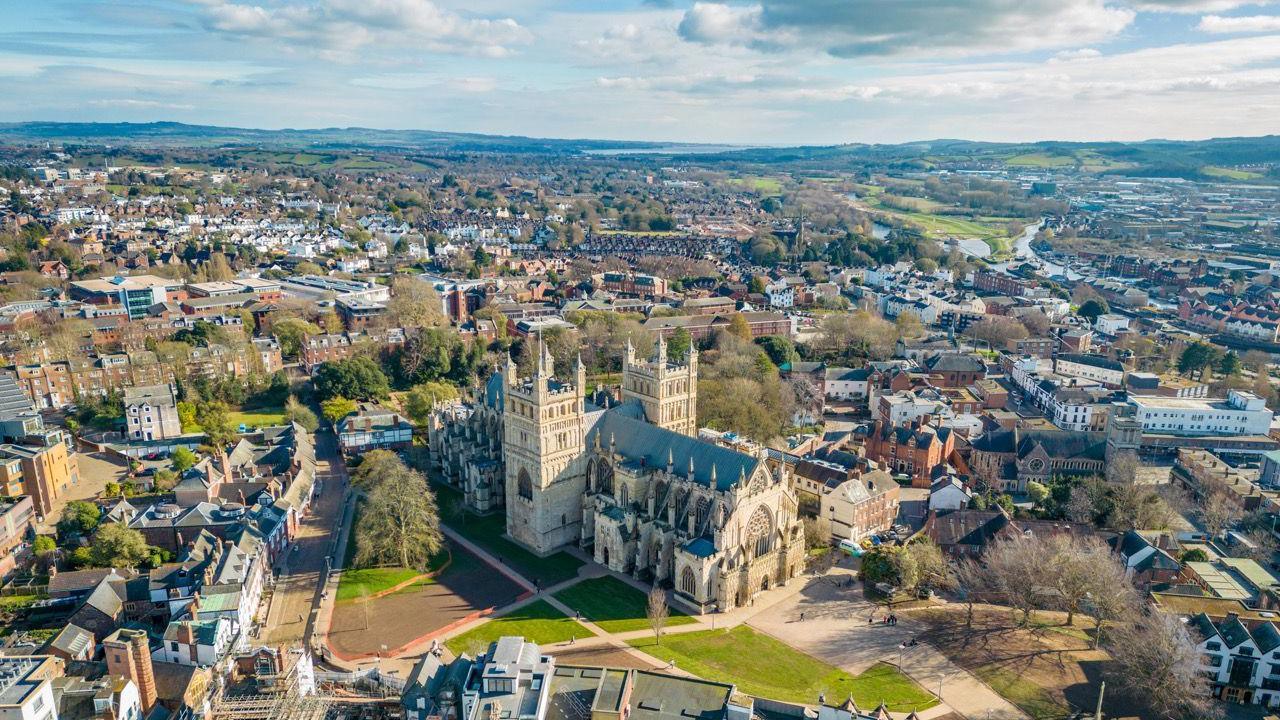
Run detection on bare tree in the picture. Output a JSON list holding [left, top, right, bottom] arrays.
[[1199, 487, 1242, 541], [1084, 558, 1140, 649], [951, 559, 988, 636], [1107, 612, 1219, 720], [981, 532, 1055, 626], [1105, 451, 1139, 485], [1045, 534, 1132, 627], [647, 586, 669, 644]]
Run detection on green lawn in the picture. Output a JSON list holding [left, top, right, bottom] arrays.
[[445, 600, 596, 655], [728, 175, 783, 194], [628, 626, 937, 712], [552, 576, 696, 633], [338, 499, 452, 603], [1202, 165, 1264, 181], [0, 595, 40, 612], [974, 666, 1070, 720], [433, 482, 585, 587], [227, 407, 287, 429]]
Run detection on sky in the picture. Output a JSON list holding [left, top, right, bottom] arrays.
[[4, 0, 1280, 145]]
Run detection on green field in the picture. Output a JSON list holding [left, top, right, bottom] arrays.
[[1202, 165, 1264, 181], [0, 595, 40, 612], [974, 666, 1070, 720], [445, 600, 596, 655], [227, 407, 287, 429], [552, 576, 696, 633], [729, 175, 783, 194], [433, 482, 585, 586], [628, 626, 937, 711], [1006, 152, 1076, 167]]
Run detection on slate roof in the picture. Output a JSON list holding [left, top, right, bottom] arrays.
[[585, 404, 760, 492], [924, 353, 985, 374], [1057, 353, 1126, 372], [927, 510, 1011, 549], [970, 429, 1106, 461]]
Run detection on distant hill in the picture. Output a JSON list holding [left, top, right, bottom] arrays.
[[0, 121, 701, 156], [0, 122, 1277, 179]]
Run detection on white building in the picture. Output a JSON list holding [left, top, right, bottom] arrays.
[[123, 384, 183, 441], [823, 367, 869, 400], [0, 656, 58, 720], [1053, 353, 1126, 387], [159, 617, 233, 667], [1192, 612, 1280, 707], [1129, 390, 1273, 437], [766, 283, 794, 309], [1094, 313, 1130, 335]]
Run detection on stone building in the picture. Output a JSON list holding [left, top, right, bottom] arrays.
[[431, 337, 805, 613]]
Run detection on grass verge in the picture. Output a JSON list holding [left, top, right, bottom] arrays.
[[445, 599, 595, 656], [553, 576, 695, 634]]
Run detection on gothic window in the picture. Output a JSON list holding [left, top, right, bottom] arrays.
[[680, 567, 697, 595], [746, 505, 773, 559], [619, 483, 630, 507], [517, 468, 533, 501], [587, 459, 597, 492], [695, 498, 710, 530], [599, 462, 614, 497]]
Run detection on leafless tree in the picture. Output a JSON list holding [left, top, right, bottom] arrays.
[[1199, 487, 1243, 541], [950, 558, 988, 636], [1107, 612, 1220, 720], [647, 586, 669, 644], [1084, 558, 1141, 649], [981, 532, 1055, 626], [1105, 451, 1139, 484]]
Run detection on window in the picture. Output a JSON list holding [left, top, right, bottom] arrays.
[[517, 468, 533, 501], [680, 567, 697, 595]]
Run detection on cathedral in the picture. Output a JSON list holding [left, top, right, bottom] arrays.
[[429, 337, 806, 612]]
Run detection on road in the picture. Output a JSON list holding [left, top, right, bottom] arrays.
[[261, 430, 351, 648]]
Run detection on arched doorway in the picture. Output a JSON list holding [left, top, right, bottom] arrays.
[[602, 545, 610, 567], [760, 575, 770, 592]]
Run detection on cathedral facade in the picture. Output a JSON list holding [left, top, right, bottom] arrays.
[[432, 337, 805, 612]]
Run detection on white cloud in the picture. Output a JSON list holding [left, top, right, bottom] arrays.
[[1198, 13, 1280, 31], [1132, 0, 1272, 11], [187, 0, 531, 59], [677, 0, 1135, 58]]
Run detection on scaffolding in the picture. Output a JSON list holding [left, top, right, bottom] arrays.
[[211, 659, 333, 720]]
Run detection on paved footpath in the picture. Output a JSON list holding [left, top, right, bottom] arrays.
[[319, 511, 1020, 720], [746, 563, 1026, 720]]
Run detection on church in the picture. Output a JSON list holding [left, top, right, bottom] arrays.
[[429, 337, 806, 613]]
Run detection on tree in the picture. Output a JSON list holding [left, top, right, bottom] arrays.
[[1218, 350, 1242, 377], [1077, 299, 1108, 322], [33, 535, 56, 560], [1107, 612, 1216, 720], [176, 401, 198, 432], [353, 462, 443, 570], [1026, 481, 1049, 507], [284, 396, 319, 432], [195, 401, 237, 450], [403, 382, 460, 425], [314, 357, 390, 401], [727, 313, 752, 341], [271, 317, 321, 359], [899, 538, 949, 594], [171, 447, 198, 473], [152, 469, 178, 493], [859, 546, 900, 589], [385, 276, 446, 330], [1105, 451, 1139, 484], [667, 327, 692, 361], [1199, 487, 1242, 540], [981, 532, 1054, 626], [1084, 554, 1140, 649], [57, 500, 101, 540], [748, 275, 767, 295], [964, 316, 1027, 348], [755, 335, 798, 368], [802, 516, 831, 549], [894, 312, 925, 341], [89, 523, 152, 570], [47, 318, 93, 362], [1177, 341, 1221, 380], [350, 449, 403, 491], [321, 397, 358, 425], [647, 586, 670, 644], [1180, 548, 1209, 563]]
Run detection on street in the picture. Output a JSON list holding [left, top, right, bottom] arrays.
[[261, 430, 351, 648]]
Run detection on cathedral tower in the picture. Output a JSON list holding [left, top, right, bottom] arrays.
[[503, 340, 588, 554], [621, 335, 698, 436]]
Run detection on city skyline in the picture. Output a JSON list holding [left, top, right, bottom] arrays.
[[5, 0, 1280, 145]]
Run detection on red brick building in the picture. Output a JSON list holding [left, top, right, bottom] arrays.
[[861, 418, 955, 488]]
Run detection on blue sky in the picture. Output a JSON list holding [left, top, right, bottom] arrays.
[[3, 0, 1280, 144]]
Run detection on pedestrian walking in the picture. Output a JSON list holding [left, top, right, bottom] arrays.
[[799, 612, 805, 621]]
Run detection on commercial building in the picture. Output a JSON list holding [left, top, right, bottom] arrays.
[[69, 275, 185, 320], [1129, 390, 1273, 438], [0, 655, 63, 720]]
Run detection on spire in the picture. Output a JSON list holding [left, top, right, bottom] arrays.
[[688, 456, 695, 480], [667, 448, 674, 473], [656, 333, 667, 364], [709, 464, 717, 486]]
